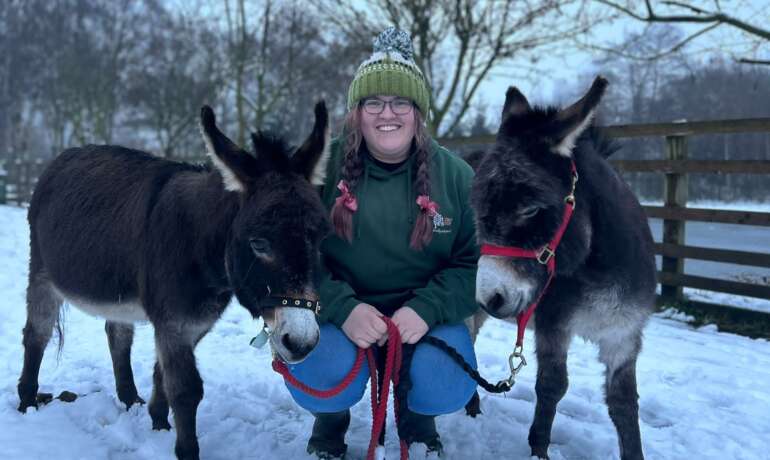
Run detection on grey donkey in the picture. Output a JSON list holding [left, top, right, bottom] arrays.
[[470, 77, 655, 460]]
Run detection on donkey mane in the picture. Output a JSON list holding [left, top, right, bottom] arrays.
[[251, 131, 293, 167]]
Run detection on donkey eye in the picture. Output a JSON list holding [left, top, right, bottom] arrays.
[[249, 238, 272, 255], [519, 206, 539, 219]]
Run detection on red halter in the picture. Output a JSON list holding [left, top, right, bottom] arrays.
[[480, 160, 578, 348]]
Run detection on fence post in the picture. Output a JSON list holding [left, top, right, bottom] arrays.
[[0, 166, 6, 205], [661, 135, 688, 302]]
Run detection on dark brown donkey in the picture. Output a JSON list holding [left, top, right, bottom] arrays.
[[18, 102, 332, 460], [471, 78, 655, 460]]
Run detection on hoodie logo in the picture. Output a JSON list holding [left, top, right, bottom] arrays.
[[432, 212, 453, 234]]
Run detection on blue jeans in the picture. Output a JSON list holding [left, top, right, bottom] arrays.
[[284, 323, 478, 415]]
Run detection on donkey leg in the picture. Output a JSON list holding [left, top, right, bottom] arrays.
[[149, 360, 172, 430], [149, 319, 213, 433], [155, 327, 205, 460], [599, 333, 644, 460], [528, 326, 571, 459], [18, 275, 61, 412], [105, 321, 144, 410]]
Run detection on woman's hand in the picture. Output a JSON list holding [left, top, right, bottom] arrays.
[[342, 303, 388, 349], [391, 306, 429, 344]]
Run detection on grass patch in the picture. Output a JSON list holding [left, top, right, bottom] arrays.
[[656, 297, 770, 340]]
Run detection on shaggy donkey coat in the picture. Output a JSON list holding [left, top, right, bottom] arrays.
[[471, 78, 655, 460], [18, 102, 331, 460]]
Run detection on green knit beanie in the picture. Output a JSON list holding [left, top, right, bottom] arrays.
[[347, 27, 430, 118]]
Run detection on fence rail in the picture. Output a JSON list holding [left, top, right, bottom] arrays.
[[612, 160, 770, 174], [642, 206, 770, 226], [654, 242, 770, 269]]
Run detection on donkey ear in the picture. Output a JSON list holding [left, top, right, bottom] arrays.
[[550, 76, 608, 157], [200, 106, 260, 192], [501, 86, 531, 123], [291, 100, 330, 185]]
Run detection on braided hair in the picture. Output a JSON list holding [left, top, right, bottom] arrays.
[[330, 106, 434, 250]]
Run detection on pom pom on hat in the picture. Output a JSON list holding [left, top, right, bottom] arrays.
[[373, 26, 414, 61]]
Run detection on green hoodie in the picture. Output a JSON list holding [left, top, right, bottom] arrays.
[[317, 138, 479, 328]]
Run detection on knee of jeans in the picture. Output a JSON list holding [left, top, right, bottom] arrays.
[[283, 323, 369, 413], [407, 323, 478, 415]]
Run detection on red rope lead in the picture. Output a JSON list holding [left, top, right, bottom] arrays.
[[273, 317, 408, 460], [272, 347, 366, 398]]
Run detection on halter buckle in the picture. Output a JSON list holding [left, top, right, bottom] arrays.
[[536, 246, 555, 265]]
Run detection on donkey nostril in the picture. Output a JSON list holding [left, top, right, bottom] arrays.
[[487, 293, 505, 312], [281, 333, 313, 358]]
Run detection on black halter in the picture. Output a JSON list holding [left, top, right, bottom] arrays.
[[261, 296, 321, 315]]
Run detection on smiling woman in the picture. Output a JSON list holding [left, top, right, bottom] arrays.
[[275, 27, 481, 459], [359, 96, 416, 163]]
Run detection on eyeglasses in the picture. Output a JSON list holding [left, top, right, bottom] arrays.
[[361, 97, 414, 115]]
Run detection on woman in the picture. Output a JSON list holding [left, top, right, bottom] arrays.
[[283, 27, 479, 459]]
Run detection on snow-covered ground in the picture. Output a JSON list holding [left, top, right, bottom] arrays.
[[1, 204, 770, 460]]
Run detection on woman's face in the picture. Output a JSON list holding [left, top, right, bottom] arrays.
[[359, 95, 416, 163]]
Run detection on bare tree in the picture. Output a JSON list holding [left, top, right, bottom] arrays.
[[125, 13, 223, 158], [208, 0, 364, 144], [594, 0, 770, 66], [311, 0, 601, 136], [0, 1, 42, 160], [28, 0, 163, 150]]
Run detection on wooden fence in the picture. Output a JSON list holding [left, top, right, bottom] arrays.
[[1, 118, 769, 320], [442, 117, 770, 317], [0, 157, 48, 205]]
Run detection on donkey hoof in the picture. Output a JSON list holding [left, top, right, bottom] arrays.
[[175, 443, 200, 460], [36, 392, 54, 405], [530, 447, 549, 459], [17, 400, 37, 413], [121, 395, 145, 410], [152, 418, 172, 431]]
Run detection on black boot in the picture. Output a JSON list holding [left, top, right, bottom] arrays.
[[307, 410, 350, 459], [398, 409, 443, 457]]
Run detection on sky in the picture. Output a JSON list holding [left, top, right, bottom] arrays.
[[475, 1, 770, 115]]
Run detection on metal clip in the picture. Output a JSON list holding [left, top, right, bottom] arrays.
[[249, 324, 271, 349], [504, 344, 527, 387]]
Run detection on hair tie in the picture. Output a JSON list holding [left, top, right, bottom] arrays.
[[336, 180, 358, 212], [416, 195, 439, 216]]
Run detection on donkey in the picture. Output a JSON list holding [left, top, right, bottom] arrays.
[[470, 77, 655, 460], [17, 102, 332, 460]]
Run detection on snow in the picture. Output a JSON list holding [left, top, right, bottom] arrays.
[[2, 204, 770, 460]]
